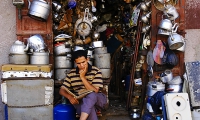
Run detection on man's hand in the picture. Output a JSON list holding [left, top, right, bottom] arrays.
[[68, 95, 79, 105], [79, 63, 88, 78]]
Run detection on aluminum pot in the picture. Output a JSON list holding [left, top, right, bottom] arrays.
[[94, 47, 107, 54], [166, 84, 182, 93], [94, 53, 111, 68], [92, 41, 103, 48], [9, 53, 29, 64], [55, 56, 72, 69], [28, 0, 50, 21], [160, 69, 173, 83], [54, 43, 71, 56], [146, 81, 165, 96], [100, 68, 110, 78], [30, 51, 49, 64], [55, 68, 71, 81]]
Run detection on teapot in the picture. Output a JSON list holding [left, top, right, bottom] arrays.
[[28, 0, 50, 21], [10, 40, 29, 54]]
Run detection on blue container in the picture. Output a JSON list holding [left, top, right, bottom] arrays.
[[54, 97, 76, 120], [4, 105, 8, 120], [54, 104, 76, 120]]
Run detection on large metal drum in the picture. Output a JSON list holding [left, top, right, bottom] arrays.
[[94, 53, 111, 68]]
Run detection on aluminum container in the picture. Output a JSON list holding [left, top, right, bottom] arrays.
[[100, 68, 110, 78], [94, 47, 107, 54], [2, 79, 54, 106], [55, 56, 72, 69], [9, 53, 29, 64], [94, 53, 111, 68], [55, 68, 71, 81], [7, 105, 53, 120]]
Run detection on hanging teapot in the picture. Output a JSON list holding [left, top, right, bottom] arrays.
[[168, 32, 184, 50], [10, 40, 29, 54], [28, 0, 50, 21], [163, 4, 179, 20], [140, 1, 151, 11], [141, 11, 152, 24]]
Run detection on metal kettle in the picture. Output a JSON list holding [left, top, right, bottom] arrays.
[[10, 40, 29, 54], [28, 0, 50, 21]]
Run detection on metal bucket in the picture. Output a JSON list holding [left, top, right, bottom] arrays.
[[9, 54, 29, 64], [55, 56, 72, 69], [94, 47, 108, 54], [94, 53, 111, 68], [55, 68, 71, 80]]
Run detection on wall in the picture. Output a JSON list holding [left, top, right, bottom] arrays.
[[0, 0, 16, 119]]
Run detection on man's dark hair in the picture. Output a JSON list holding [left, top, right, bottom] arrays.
[[72, 50, 87, 61]]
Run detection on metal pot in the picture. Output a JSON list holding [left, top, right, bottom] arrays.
[[73, 46, 84, 51], [160, 69, 173, 83], [140, 1, 151, 11], [94, 47, 107, 54], [94, 53, 111, 68], [10, 40, 29, 54], [30, 51, 49, 64], [55, 68, 71, 81], [168, 33, 184, 50], [167, 76, 183, 85], [100, 68, 110, 78], [9, 53, 29, 64], [166, 84, 182, 93], [54, 43, 71, 56], [146, 81, 165, 96], [92, 41, 103, 48], [28, 0, 50, 21], [55, 56, 72, 69]]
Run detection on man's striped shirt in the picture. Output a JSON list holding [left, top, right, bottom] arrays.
[[61, 64, 103, 96]]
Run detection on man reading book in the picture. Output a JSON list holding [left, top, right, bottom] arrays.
[[59, 50, 107, 120]]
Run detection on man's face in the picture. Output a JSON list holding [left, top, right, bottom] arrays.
[[75, 56, 89, 70]]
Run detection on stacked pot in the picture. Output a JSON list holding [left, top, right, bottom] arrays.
[[9, 40, 29, 64], [54, 42, 72, 81], [28, 34, 50, 65], [94, 46, 111, 79]]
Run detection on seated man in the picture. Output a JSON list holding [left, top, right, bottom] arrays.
[[59, 50, 107, 120]]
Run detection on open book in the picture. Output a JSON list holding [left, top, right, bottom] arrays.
[[62, 87, 93, 100]]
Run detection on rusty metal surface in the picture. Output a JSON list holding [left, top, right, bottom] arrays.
[[185, 61, 200, 107], [185, 0, 200, 29]]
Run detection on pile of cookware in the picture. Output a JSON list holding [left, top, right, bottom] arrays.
[[157, 3, 185, 51], [54, 34, 73, 81]]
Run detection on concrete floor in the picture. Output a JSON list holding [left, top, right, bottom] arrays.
[[98, 100, 132, 120]]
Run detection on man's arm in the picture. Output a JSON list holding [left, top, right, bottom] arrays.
[[59, 87, 79, 104]]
